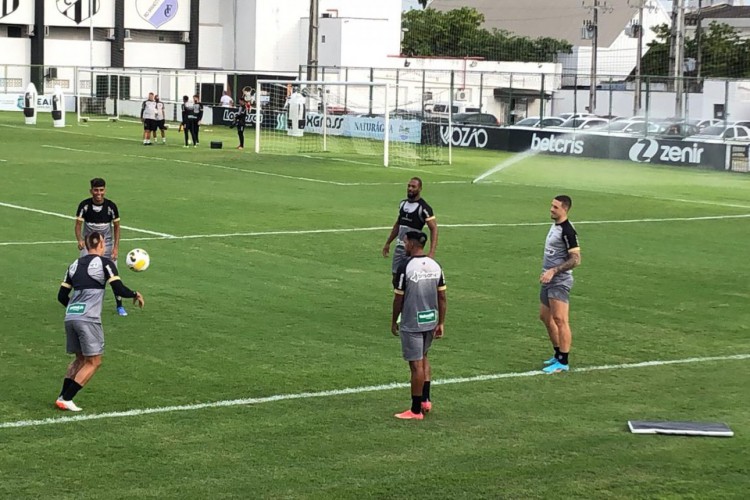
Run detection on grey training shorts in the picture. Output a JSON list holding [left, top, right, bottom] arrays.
[[540, 275, 574, 307], [65, 320, 105, 356], [400, 329, 434, 361], [392, 245, 407, 274]]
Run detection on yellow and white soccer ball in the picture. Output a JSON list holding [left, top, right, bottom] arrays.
[[125, 248, 150, 272]]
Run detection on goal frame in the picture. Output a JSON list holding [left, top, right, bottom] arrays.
[[255, 80, 392, 167]]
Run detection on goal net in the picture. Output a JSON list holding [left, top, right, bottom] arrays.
[[76, 70, 128, 123], [254, 80, 445, 166]]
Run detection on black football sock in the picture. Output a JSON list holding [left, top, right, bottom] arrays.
[[62, 380, 83, 401], [115, 295, 123, 308], [422, 381, 431, 402], [559, 352, 569, 365], [411, 395, 422, 414], [554, 346, 561, 359], [59, 377, 74, 397]]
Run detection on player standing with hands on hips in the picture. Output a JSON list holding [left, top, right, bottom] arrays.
[[383, 177, 438, 287]]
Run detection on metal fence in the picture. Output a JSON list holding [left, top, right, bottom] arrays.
[[3, 63, 750, 135]]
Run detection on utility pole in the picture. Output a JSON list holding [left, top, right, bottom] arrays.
[[582, 1, 612, 114], [668, 0, 679, 92], [306, 0, 319, 81], [633, 2, 644, 115], [674, 0, 685, 118], [629, 0, 656, 116], [590, 0, 598, 113], [696, 0, 703, 81]]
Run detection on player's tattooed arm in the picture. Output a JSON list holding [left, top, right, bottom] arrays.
[[554, 250, 581, 274]]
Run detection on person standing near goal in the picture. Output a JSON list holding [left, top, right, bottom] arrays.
[[153, 95, 167, 144], [75, 177, 127, 317], [539, 195, 581, 374], [140, 92, 157, 146], [56, 231, 144, 412], [187, 94, 203, 147], [234, 97, 248, 150], [382, 177, 438, 286]]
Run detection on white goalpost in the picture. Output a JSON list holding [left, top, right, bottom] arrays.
[[254, 79, 444, 167], [76, 69, 123, 123]]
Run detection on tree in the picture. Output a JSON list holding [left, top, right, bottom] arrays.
[[401, 7, 572, 63], [641, 21, 750, 79]]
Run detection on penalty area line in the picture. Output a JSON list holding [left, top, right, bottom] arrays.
[[1, 353, 748, 430], [1, 213, 749, 247]]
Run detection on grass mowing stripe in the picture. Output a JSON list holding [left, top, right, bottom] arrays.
[[1, 213, 749, 247], [1, 353, 747, 430], [0, 201, 175, 237]]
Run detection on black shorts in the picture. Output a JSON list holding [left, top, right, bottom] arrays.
[[143, 119, 156, 131], [156, 120, 166, 131]]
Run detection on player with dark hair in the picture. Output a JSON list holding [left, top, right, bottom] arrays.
[[74, 178, 127, 316], [539, 195, 581, 374], [391, 231, 447, 420], [234, 97, 248, 150], [56, 231, 144, 411], [383, 177, 438, 286], [140, 92, 157, 146], [180, 95, 191, 147], [153, 94, 167, 144], [186, 94, 203, 147]]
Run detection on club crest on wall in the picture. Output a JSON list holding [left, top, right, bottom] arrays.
[[57, 0, 100, 24], [136, 0, 178, 28], [0, 0, 20, 20]]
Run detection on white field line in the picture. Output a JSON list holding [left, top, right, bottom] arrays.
[[1, 213, 749, 247], [42, 145, 387, 186], [0, 201, 175, 238], [0, 123, 138, 142], [1, 353, 748, 430]]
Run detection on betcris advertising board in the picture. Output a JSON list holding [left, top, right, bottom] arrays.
[[303, 113, 422, 144]]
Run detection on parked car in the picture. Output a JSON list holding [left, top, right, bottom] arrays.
[[512, 116, 565, 128], [452, 112, 500, 126], [654, 121, 700, 139], [429, 102, 481, 117], [686, 124, 750, 141], [557, 112, 594, 121], [553, 117, 609, 130], [696, 118, 722, 130], [601, 120, 663, 135]]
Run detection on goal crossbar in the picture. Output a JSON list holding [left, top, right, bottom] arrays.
[[254, 79, 392, 166]]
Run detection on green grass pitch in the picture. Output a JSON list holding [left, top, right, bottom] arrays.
[[0, 112, 749, 498]]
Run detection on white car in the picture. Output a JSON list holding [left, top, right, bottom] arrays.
[[686, 125, 750, 142], [557, 112, 594, 121], [553, 117, 609, 130], [510, 116, 565, 128], [601, 120, 664, 135]]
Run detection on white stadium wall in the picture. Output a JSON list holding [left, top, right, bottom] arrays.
[[44, 0, 115, 27], [124, 42, 185, 69], [0, 0, 34, 24]]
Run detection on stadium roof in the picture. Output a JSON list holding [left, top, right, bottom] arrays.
[[427, 0, 641, 47]]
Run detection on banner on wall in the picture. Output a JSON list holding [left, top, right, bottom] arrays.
[[420, 122, 729, 170], [125, 0, 189, 30], [0, 0, 33, 24], [302, 113, 423, 144], [0, 93, 76, 112], [44, 0, 114, 27]]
